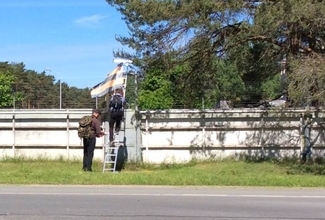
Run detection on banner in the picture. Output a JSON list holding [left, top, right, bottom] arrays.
[[90, 64, 125, 98]]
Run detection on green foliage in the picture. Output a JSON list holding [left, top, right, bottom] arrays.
[[0, 71, 21, 107], [106, 0, 325, 108], [138, 73, 173, 110], [125, 74, 137, 109], [261, 73, 282, 100], [226, 42, 282, 106], [0, 71, 14, 107], [215, 60, 245, 104], [288, 56, 325, 107]]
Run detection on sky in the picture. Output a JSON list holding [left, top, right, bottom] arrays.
[[0, 0, 131, 89]]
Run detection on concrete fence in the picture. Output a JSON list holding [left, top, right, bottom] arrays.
[[0, 109, 140, 161], [0, 108, 324, 163], [138, 109, 325, 163]]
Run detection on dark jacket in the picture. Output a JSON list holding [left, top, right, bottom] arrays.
[[91, 116, 102, 138]]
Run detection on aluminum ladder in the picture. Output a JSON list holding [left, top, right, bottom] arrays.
[[102, 120, 125, 172]]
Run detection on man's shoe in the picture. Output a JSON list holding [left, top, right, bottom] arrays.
[[115, 127, 120, 133]]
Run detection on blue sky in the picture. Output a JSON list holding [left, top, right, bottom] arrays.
[[0, 0, 131, 88]]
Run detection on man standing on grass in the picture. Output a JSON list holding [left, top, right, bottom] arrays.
[[82, 109, 103, 172]]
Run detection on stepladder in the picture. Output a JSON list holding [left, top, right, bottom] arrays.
[[103, 120, 126, 172]]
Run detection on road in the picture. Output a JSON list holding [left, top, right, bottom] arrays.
[[0, 185, 324, 220]]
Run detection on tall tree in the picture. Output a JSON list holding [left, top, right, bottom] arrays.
[[106, 0, 325, 108]]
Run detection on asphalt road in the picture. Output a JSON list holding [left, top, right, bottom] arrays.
[[0, 185, 325, 220]]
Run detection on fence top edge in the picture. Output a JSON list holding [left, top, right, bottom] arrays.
[[138, 108, 323, 114], [0, 108, 322, 115]]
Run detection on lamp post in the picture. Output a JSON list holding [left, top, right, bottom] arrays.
[[45, 68, 62, 109]]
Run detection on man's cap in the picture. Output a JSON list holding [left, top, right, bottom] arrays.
[[92, 109, 101, 115]]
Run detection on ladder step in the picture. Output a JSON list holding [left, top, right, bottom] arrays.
[[112, 139, 124, 142], [103, 169, 116, 171], [105, 153, 117, 156], [103, 166, 117, 169], [106, 150, 118, 152], [104, 149, 118, 152], [112, 139, 123, 142], [113, 134, 124, 137]]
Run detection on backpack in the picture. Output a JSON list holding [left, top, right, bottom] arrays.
[[77, 116, 93, 138], [111, 94, 123, 112]]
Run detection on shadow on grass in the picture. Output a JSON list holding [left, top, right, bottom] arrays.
[[236, 151, 325, 176]]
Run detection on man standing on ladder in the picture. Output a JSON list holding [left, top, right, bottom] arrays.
[[109, 87, 126, 145]]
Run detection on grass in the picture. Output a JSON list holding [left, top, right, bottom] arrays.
[[0, 157, 325, 187]]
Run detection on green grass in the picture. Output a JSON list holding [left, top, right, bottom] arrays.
[[1, 157, 325, 187]]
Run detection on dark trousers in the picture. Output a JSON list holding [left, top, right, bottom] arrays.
[[83, 137, 96, 171], [109, 112, 123, 142]]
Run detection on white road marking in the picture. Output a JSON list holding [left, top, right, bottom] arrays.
[[0, 192, 325, 198]]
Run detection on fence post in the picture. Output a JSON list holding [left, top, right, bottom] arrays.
[[66, 112, 70, 159], [12, 113, 15, 157], [259, 112, 266, 158], [202, 112, 206, 149], [300, 112, 312, 163], [102, 121, 110, 163], [134, 110, 142, 162], [145, 112, 150, 151]]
